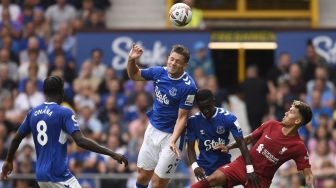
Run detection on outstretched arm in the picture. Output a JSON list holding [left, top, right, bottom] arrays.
[[71, 131, 128, 167], [187, 141, 206, 181], [127, 44, 145, 81], [225, 134, 254, 151], [1, 133, 25, 180], [169, 108, 189, 159], [303, 168, 315, 188]]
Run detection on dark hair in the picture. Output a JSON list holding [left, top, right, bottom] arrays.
[[293, 100, 312, 126], [43, 76, 64, 97], [91, 48, 103, 56], [195, 89, 213, 103], [171, 45, 190, 63]]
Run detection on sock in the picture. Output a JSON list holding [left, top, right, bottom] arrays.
[[135, 182, 148, 188], [191, 179, 211, 188]]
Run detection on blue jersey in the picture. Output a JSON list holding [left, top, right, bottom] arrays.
[[141, 66, 197, 133], [18, 102, 80, 182], [187, 107, 243, 175]]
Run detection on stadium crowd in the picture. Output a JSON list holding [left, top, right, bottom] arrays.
[[0, 0, 335, 188]]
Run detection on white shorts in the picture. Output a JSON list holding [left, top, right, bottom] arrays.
[[38, 176, 81, 188], [137, 123, 183, 179]]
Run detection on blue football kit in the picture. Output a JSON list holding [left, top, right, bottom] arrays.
[[18, 102, 80, 182], [187, 107, 243, 175], [141, 66, 197, 133]]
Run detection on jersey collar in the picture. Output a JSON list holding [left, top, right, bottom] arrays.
[[201, 107, 219, 119], [44, 102, 57, 105], [164, 67, 186, 80]]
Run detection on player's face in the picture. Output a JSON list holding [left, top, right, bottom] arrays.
[[167, 52, 187, 77], [282, 105, 302, 126], [197, 99, 215, 119]]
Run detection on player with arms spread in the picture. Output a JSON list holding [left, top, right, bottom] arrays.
[[127, 44, 197, 188], [191, 100, 315, 188], [187, 89, 259, 187], [0, 76, 128, 188]]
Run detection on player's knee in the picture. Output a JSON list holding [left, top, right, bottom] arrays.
[[151, 174, 169, 188], [137, 168, 153, 185], [207, 170, 227, 186]]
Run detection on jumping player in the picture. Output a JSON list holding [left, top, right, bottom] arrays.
[[0, 76, 128, 188], [187, 89, 259, 187], [191, 100, 314, 188], [127, 44, 197, 188]]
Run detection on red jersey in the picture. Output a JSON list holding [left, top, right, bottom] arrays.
[[237, 120, 311, 180]]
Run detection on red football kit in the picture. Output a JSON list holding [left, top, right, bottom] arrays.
[[219, 120, 311, 188]]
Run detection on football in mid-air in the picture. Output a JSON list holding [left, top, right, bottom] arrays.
[[169, 3, 192, 27]]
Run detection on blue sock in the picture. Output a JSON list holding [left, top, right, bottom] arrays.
[[136, 182, 148, 188]]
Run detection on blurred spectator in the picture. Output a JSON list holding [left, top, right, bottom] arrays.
[[21, 3, 34, 25], [47, 34, 74, 68], [2, 93, 24, 126], [0, 64, 17, 93], [267, 52, 291, 88], [0, 8, 22, 39], [14, 79, 45, 112], [77, 0, 95, 22], [204, 76, 230, 108], [48, 53, 76, 83], [32, 7, 51, 41], [310, 139, 336, 175], [0, 48, 18, 81], [187, 41, 214, 76], [0, 35, 19, 63], [84, 10, 105, 29], [73, 61, 100, 92], [306, 79, 334, 111], [77, 101, 103, 140], [97, 67, 118, 96], [73, 79, 99, 111], [0, 0, 21, 23], [124, 92, 150, 123], [20, 21, 46, 50], [240, 65, 269, 131], [100, 78, 126, 111], [192, 67, 206, 88], [0, 107, 15, 138], [298, 40, 327, 82], [287, 64, 306, 100], [84, 48, 107, 81], [124, 81, 153, 106], [45, 0, 77, 33], [18, 61, 45, 92], [19, 36, 48, 64], [48, 22, 76, 56], [308, 124, 330, 152], [182, 0, 205, 29], [97, 95, 117, 125]]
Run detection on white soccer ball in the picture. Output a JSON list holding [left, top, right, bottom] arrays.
[[169, 3, 192, 27]]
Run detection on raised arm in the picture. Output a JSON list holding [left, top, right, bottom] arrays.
[[71, 131, 128, 167], [1, 132, 25, 180], [127, 44, 146, 81], [169, 108, 189, 159], [303, 168, 315, 188], [226, 134, 254, 150]]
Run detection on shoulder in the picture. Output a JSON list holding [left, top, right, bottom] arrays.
[[181, 74, 197, 93], [217, 108, 237, 122], [59, 106, 75, 116]]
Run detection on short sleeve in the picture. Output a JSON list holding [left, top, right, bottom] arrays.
[[229, 118, 243, 138], [18, 112, 32, 136], [186, 118, 196, 142], [293, 145, 311, 171], [140, 66, 163, 81], [62, 108, 80, 135], [179, 87, 197, 110], [251, 121, 271, 140]]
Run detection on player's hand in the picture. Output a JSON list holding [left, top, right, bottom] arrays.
[[128, 44, 143, 60], [1, 161, 13, 180], [111, 153, 128, 168], [246, 172, 261, 188], [169, 141, 181, 159], [194, 167, 206, 181], [213, 144, 229, 153]]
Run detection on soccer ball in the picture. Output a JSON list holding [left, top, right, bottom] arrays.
[[169, 3, 192, 27]]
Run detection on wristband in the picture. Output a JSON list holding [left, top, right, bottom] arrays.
[[191, 162, 199, 170], [246, 165, 254, 173]]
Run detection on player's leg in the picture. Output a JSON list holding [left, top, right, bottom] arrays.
[[191, 170, 228, 188], [152, 135, 182, 188], [135, 123, 160, 188], [37, 177, 82, 188]]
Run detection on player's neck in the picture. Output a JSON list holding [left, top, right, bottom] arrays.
[[282, 126, 299, 136], [169, 72, 184, 79], [46, 97, 62, 105]]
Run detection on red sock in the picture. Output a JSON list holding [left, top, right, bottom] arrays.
[[191, 179, 211, 188]]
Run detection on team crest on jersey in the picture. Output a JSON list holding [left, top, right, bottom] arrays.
[[169, 87, 177, 96], [279, 147, 288, 155], [216, 126, 225, 134]]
